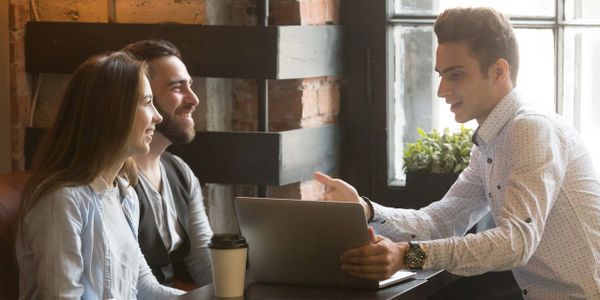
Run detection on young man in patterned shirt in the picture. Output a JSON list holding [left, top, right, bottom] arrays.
[[315, 7, 600, 299]]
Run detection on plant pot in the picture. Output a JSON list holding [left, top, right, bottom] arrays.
[[405, 170, 429, 194], [427, 172, 460, 201], [405, 171, 460, 208]]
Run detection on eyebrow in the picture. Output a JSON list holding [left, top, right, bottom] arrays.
[[434, 66, 465, 75], [167, 78, 192, 87]]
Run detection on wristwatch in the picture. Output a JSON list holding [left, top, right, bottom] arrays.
[[404, 242, 427, 270]]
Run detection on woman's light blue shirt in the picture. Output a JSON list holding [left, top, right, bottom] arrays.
[[16, 177, 184, 299]]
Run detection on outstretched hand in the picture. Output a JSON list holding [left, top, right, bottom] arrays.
[[313, 172, 373, 220], [340, 227, 408, 280], [313, 172, 361, 203]]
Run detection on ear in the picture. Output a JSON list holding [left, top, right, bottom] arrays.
[[491, 58, 510, 84]]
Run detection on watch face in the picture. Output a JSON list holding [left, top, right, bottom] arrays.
[[405, 243, 426, 269]]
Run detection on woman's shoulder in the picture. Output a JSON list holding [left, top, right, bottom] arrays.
[[22, 184, 98, 231], [36, 184, 97, 212]]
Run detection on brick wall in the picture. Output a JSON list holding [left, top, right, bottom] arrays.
[[231, 0, 340, 200], [8, 0, 30, 171], [8, 0, 209, 169], [8, 0, 340, 230]]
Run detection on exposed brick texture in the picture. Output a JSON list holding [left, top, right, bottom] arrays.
[[269, 0, 301, 25], [231, 0, 339, 26], [32, 0, 109, 22], [230, 0, 341, 198], [9, 1, 29, 30], [116, 1, 207, 24], [8, 0, 340, 200], [231, 0, 257, 26], [9, 0, 30, 170]]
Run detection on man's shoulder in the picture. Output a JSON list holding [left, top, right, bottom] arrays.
[[160, 151, 197, 192], [509, 106, 568, 133], [160, 151, 195, 175]]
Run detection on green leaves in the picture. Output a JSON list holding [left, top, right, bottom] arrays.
[[403, 126, 474, 174]]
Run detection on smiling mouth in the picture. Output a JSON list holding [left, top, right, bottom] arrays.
[[450, 102, 462, 113], [178, 103, 196, 117], [176, 112, 195, 126]]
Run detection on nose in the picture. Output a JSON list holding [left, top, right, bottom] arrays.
[[185, 85, 200, 106], [437, 77, 450, 99], [152, 105, 163, 124]]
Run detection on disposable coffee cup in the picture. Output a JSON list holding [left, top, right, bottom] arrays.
[[209, 234, 248, 298]]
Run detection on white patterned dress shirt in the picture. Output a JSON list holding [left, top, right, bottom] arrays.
[[372, 89, 600, 299]]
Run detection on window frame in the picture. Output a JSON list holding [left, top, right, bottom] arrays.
[[341, 0, 600, 208]]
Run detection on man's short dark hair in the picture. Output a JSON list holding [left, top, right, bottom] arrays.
[[434, 7, 519, 85], [122, 39, 182, 61]]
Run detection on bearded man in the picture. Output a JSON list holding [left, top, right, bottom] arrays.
[[124, 40, 213, 288]]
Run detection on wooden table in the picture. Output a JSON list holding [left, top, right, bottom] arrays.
[[175, 270, 457, 300]]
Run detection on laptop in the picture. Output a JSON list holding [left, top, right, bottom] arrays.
[[234, 197, 416, 289]]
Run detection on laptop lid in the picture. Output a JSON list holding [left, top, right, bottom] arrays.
[[234, 197, 415, 289]]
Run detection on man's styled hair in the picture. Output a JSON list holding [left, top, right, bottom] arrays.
[[123, 39, 182, 61], [434, 7, 519, 84], [122, 39, 182, 79]]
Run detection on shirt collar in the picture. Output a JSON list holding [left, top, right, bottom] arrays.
[[473, 88, 523, 146], [115, 176, 130, 198]]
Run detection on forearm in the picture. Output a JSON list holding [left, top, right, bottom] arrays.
[[185, 249, 213, 286], [185, 178, 214, 286], [371, 194, 489, 242], [421, 220, 533, 276], [370, 203, 440, 241], [137, 249, 185, 299]]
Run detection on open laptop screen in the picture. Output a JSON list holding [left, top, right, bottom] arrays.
[[235, 197, 415, 289]]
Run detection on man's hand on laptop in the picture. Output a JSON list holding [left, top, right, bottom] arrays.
[[339, 227, 408, 280], [313, 172, 372, 220]]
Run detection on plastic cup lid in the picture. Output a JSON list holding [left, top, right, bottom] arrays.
[[209, 234, 248, 249]]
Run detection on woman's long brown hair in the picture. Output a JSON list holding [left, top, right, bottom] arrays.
[[20, 51, 147, 222]]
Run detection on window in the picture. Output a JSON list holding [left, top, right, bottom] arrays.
[[389, 0, 600, 186]]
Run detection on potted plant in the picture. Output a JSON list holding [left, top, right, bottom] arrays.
[[403, 126, 474, 207]]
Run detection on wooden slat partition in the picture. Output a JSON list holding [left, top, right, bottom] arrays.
[[168, 125, 340, 185], [25, 22, 342, 79]]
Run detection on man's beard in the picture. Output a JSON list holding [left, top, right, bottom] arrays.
[[155, 103, 196, 144]]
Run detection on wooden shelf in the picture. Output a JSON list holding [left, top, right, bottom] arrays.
[[24, 22, 343, 185], [168, 125, 340, 185], [25, 22, 342, 79], [25, 125, 340, 185]]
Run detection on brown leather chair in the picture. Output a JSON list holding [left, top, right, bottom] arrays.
[[0, 172, 29, 300]]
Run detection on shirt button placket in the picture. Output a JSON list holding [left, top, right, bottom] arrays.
[[486, 157, 494, 200]]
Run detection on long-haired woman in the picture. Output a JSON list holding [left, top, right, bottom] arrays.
[[16, 51, 184, 299]]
